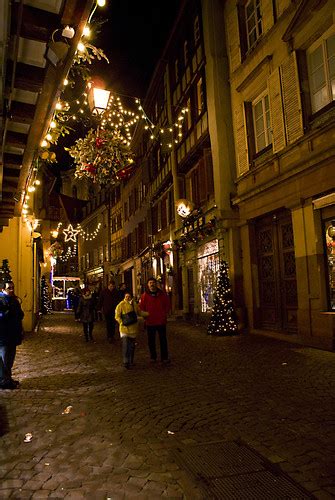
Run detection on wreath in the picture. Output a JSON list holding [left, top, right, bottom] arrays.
[[68, 128, 134, 185]]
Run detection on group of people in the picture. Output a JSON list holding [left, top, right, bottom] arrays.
[[0, 281, 24, 390], [76, 278, 171, 369], [0, 276, 171, 390]]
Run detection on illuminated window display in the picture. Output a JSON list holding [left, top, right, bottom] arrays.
[[198, 239, 220, 312]]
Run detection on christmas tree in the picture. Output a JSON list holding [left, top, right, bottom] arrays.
[[41, 275, 52, 314], [207, 260, 238, 336], [0, 259, 12, 287]]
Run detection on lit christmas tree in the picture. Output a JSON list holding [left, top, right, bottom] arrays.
[[207, 260, 238, 336], [41, 275, 52, 314], [0, 259, 12, 286]]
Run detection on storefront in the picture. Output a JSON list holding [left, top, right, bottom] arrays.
[[197, 239, 220, 313], [52, 276, 81, 311]]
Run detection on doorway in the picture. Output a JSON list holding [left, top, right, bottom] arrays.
[[255, 210, 298, 333]]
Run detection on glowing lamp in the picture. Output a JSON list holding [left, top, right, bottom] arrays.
[[88, 85, 111, 116], [176, 199, 194, 218]]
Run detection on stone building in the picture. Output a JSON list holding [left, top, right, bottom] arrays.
[[225, 0, 335, 349]]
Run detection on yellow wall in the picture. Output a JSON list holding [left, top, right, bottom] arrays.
[[0, 217, 35, 332]]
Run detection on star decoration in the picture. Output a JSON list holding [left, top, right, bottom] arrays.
[[63, 224, 79, 242]]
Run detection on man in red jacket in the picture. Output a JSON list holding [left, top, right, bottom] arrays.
[[140, 277, 170, 363]]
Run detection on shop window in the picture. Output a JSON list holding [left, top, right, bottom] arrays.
[[307, 29, 335, 114], [324, 218, 335, 311], [198, 240, 220, 313]]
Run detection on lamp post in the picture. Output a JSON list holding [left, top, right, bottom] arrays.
[[87, 82, 112, 286]]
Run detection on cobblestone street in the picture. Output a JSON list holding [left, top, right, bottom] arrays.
[[0, 312, 334, 499]]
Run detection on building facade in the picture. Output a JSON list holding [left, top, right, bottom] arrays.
[[225, 0, 335, 349]]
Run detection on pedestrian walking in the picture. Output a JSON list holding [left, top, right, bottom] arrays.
[[115, 290, 148, 369], [139, 277, 170, 364], [0, 281, 24, 389], [77, 287, 95, 342], [72, 286, 81, 321], [97, 281, 120, 342], [118, 283, 127, 300]]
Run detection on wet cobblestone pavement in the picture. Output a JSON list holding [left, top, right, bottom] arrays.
[[0, 312, 334, 499]]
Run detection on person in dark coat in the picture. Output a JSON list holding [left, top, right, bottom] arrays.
[[97, 281, 121, 342], [77, 288, 95, 342], [72, 287, 81, 321], [0, 281, 24, 390], [139, 277, 170, 364]]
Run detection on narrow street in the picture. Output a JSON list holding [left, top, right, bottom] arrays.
[[0, 313, 334, 499]]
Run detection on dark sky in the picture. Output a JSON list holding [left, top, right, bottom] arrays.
[[92, 0, 181, 98], [54, 1, 181, 173]]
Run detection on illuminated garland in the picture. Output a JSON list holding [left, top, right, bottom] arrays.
[[77, 222, 102, 241]]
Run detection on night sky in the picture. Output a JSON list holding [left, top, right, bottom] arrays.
[[92, 0, 181, 98], [54, 0, 181, 173]]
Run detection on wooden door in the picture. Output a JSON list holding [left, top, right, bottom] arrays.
[[255, 211, 297, 333]]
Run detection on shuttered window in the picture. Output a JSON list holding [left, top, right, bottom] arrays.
[[308, 31, 335, 114], [252, 93, 271, 152]]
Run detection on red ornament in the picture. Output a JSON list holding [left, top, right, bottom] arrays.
[[95, 137, 104, 148], [116, 164, 134, 180], [84, 163, 97, 175]]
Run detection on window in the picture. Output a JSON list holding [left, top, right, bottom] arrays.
[[252, 93, 271, 152], [184, 40, 189, 67], [308, 32, 335, 113], [196, 77, 205, 115], [175, 59, 179, 83], [194, 16, 200, 45], [72, 185, 77, 198], [245, 0, 263, 50]]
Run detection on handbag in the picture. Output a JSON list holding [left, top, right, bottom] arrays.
[[121, 302, 138, 326]]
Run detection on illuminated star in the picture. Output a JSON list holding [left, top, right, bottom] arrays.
[[63, 224, 79, 242]]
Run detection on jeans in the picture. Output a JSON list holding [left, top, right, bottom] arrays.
[[105, 313, 116, 340], [0, 344, 17, 383], [147, 325, 168, 361], [83, 322, 94, 341], [121, 336, 136, 365]]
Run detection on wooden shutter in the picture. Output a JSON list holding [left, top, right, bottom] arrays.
[[198, 158, 207, 203], [178, 176, 185, 199], [296, 50, 311, 130], [161, 195, 167, 229], [281, 52, 304, 144], [244, 101, 256, 165], [168, 189, 175, 223], [235, 102, 249, 175], [191, 168, 200, 206], [152, 205, 158, 235], [268, 67, 286, 153], [204, 148, 214, 196], [237, 2, 247, 60]]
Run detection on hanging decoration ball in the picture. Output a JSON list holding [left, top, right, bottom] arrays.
[[68, 128, 134, 186]]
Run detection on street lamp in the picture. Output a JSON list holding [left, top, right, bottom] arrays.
[[87, 83, 111, 116]]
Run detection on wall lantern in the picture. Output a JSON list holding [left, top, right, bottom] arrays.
[[176, 199, 194, 218]]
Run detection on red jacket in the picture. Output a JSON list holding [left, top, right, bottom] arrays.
[[139, 290, 170, 326]]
